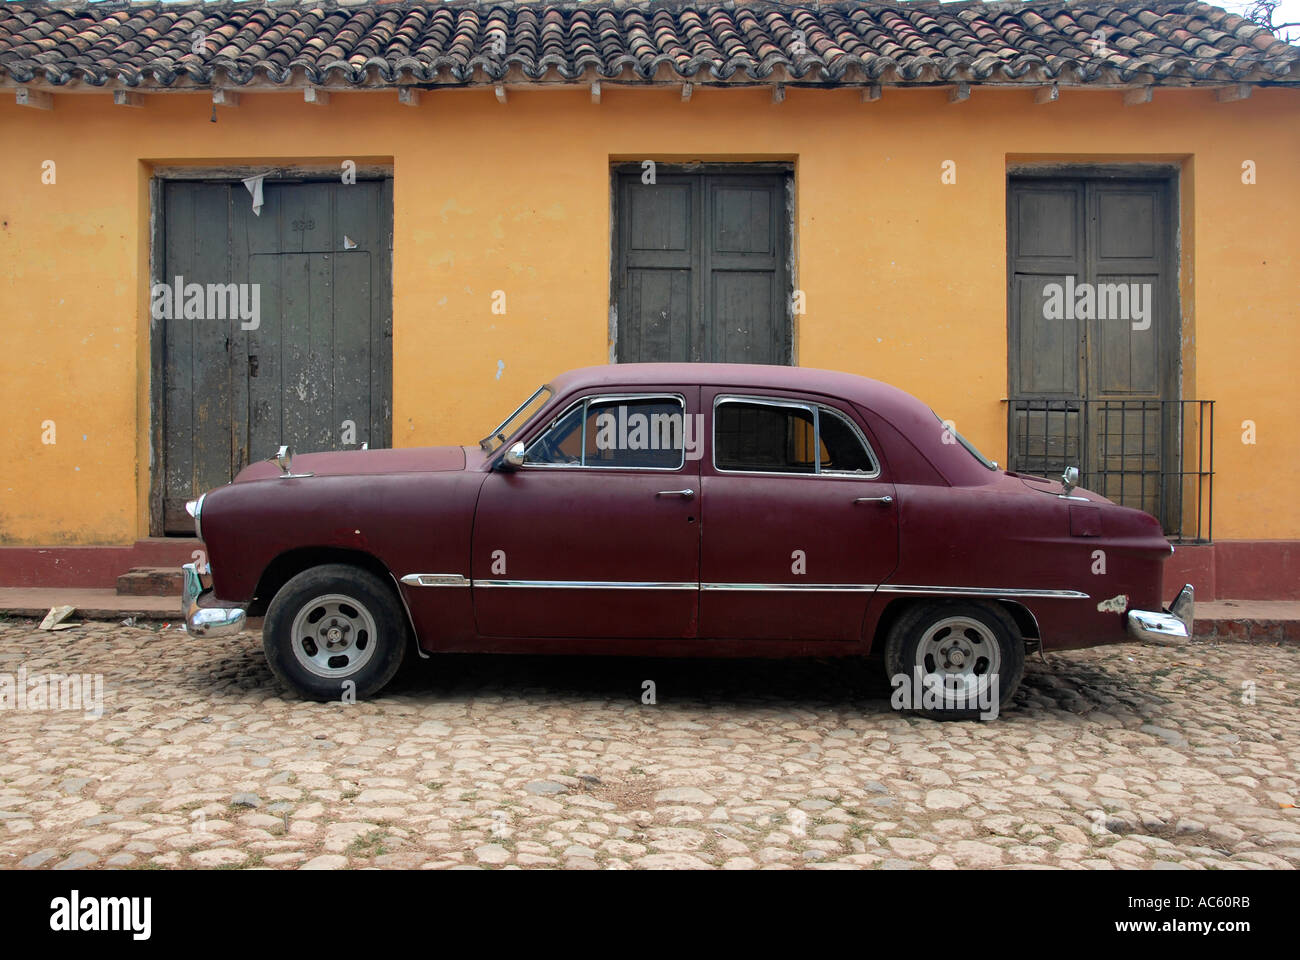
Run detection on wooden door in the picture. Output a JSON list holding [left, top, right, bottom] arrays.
[[1007, 175, 1178, 528], [158, 179, 392, 533], [615, 168, 791, 364]]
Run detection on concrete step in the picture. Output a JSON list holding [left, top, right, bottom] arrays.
[[116, 566, 184, 597], [0, 588, 178, 621], [1194, 600, 1300, 644]]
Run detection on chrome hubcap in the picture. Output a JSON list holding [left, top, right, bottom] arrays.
[[290, 594, 378, 679], [915, 616, 1001, 705]]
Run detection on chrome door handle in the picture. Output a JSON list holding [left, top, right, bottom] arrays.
[[853, 496, 894, 505], [656, 489, 695, 499]]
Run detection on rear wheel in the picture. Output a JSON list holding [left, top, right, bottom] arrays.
[[263, 564, 408, 701], [882, 601, 1024, 720]]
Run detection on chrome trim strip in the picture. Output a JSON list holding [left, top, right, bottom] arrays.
[[877, 584, 1090, 599], [429, 578, 1088, 598], [702, 582, 878, 592], [400, 573, 471, 588], [470, 580, 877, 592], [475, 579, 697, 590]]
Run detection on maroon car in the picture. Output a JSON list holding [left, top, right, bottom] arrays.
[[182, 363, 1192, 717]]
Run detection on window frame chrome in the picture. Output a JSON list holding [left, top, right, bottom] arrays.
[[711, 394, 882, 480], [521, 391, 690, 472], [479, 384, 554, 453]]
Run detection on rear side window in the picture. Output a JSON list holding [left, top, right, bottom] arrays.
[[714, 398, 878, 476]]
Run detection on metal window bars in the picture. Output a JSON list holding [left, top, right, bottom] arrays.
[[1007, 398, 1214, 544]]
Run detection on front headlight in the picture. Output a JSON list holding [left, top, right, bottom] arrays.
[[185, 493, 205, 541]]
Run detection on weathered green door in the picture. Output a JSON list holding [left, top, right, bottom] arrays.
[[158, 179, 392, 533], [615, 168, 791, 364], [1007, 175, 1179, 528]]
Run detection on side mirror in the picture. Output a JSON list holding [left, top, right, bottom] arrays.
[[1061, 465, 1079, 496], [501, 441, 526, 470]]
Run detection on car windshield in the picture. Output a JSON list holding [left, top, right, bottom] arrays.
[[934, 412, 999, 471], [480, 385, 553, 453]]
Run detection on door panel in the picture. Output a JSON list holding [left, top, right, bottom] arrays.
[[623, 269, 694, 362], [711, 271, 776, 363], [471, 389, 702, 639], [159, 179, 392, 533], [161, 183, 235, 532], [698, 475, 898, 641], [615, 168, 790, 365], [698, 391, 899, 642]]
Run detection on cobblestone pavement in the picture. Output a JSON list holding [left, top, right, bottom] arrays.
[[0, 620, 1296, 870]]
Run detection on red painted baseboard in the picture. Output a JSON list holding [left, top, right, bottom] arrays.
[[1161, 540, 1300, 603], [0, 540, 201, 589]]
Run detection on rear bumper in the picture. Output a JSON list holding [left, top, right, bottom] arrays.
[[181, 562, 247, 638], [1126, 583, 1194, 643]]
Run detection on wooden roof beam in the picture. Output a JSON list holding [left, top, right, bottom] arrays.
[[1123, 86, 1153, 106], [15, 87, 52, 110]]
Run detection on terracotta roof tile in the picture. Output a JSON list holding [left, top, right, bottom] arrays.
[[0, 1, 1295, 90]]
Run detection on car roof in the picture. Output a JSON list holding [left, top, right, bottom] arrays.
[[550, 363, 927, 418]]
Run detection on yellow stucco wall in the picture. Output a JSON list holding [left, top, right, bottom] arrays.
[[0, 84, 1295, 544]]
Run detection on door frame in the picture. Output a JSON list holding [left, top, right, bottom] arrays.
[[608, 161, 796, 366], [147, 165, 394, 536]]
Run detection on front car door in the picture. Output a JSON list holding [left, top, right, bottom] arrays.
[[699, 391, 899, 642], [471, 390, 701, 639]]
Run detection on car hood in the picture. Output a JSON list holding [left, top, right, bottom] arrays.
[[232, 445, 468, 482]]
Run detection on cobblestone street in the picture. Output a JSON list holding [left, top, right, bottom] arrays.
[[0, 620, 1296, 870]]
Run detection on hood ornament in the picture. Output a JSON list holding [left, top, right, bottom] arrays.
[[1061, 465, 1079, 496], [271, 444, 314, 479]]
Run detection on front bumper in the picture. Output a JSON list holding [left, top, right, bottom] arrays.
[[1126, 583, 1194, 643], [181, 562, 247, 638]]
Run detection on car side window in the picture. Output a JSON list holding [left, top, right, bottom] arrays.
[[817, 406, 877, 474], [525, 395, 686, 470], [714, 400, 817, 473], [714, 397, 878, 476]]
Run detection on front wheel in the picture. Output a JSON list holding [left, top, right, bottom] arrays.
[[263, 564, 409, 701], [882, 601, 1025, 720]]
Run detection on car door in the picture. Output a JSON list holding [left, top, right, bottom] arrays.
[[699, 391, 899, 642], [471, 389, 701, 639]]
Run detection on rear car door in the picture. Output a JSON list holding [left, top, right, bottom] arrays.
[[699, 391, 899, 642]]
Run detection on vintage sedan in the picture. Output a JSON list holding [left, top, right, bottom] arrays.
[[182, 363, 1192, 717]]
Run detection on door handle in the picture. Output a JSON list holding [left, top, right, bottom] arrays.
[[853, 496, 894, 505], [656, 489, 695, 499]]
